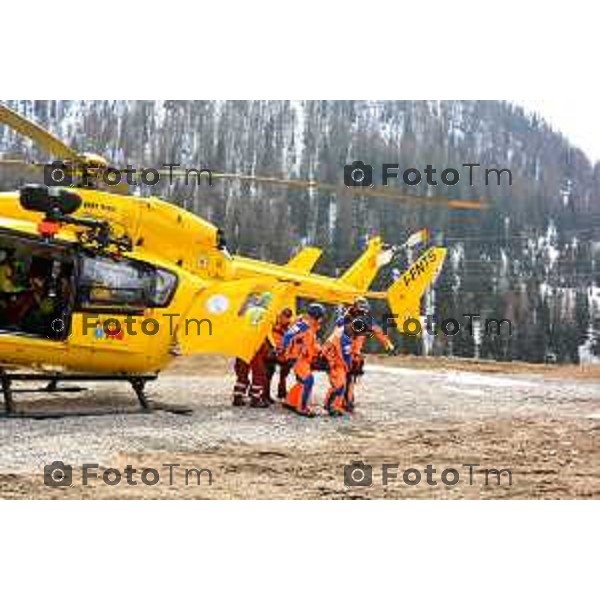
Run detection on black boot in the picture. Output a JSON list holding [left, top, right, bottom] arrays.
[[249, 385, 270, 408], [250, 397, 271, 408], [232, 382, 248, 407]]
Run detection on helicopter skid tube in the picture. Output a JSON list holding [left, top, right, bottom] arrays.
[[0, 370, 190, 418]]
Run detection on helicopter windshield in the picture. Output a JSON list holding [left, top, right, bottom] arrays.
[[77, 254, 177, 312]]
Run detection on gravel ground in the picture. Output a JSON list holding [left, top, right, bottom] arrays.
[[1, 358, 599, 498]]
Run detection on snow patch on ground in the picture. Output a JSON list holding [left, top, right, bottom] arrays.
[[366, 364, 538, 389]]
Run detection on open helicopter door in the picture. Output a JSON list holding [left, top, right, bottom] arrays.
[[176, 279, 292, 363]]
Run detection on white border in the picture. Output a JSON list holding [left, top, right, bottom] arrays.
[[1, 502, 597, 598], [1, 1, 597, 596], [2, 1, 598, 100]]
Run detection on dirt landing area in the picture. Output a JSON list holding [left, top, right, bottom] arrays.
[[1, 357, 599, 499], [2, 418, 598, 499]]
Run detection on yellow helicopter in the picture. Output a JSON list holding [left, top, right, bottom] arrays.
[[0, 102, 479, 414]]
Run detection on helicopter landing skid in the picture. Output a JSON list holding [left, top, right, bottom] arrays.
[[0, 370, 181, 418]]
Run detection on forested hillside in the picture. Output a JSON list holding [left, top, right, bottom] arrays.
[[2, 100, 599, 363]]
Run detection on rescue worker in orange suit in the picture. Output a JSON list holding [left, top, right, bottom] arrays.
[[321, 320, 354, 416], [282, 303, 326, 417], [342, 297, 395, 412], [232, 343, 272, 409], [264, 307, 294, 402]]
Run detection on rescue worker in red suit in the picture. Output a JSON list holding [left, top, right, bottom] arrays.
[[282, 303, 326, 417], [265, 307, 294, 402], [341, 297, 395, 412], [232, 340, 272, 408], [321, 321, 354, 416]]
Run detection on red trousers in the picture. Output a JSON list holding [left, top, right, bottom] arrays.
[[233, 341, 270, 402]]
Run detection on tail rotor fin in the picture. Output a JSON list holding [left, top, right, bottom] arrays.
[[340, 237, 393, 292], [386, 247, 447, 331]]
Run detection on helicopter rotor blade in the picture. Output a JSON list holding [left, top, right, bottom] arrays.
[[0, 103, 79, 161], [1, 159, 484, 210], [0, 104, 484, 209], [0, 159, 39, 168], [159, 169, 486, 210], [0, 159, 130, 195]]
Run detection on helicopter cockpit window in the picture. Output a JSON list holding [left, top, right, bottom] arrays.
[[77, 255, 177, 311], [153, 268, 178, 306]]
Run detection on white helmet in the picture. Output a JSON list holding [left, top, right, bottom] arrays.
[[354, 296, 371, 312]]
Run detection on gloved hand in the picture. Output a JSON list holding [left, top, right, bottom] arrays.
[[385, 342, 397, 356], [350, 356, 365, 375], [311, 354, 329, 372]]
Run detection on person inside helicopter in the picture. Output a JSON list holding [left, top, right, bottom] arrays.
[[0, 249, 20, 294], [0, 250, 72, 339], [5, 258, 54, 333], [0, 248, 26, 328]]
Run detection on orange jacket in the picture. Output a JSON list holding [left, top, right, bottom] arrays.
[[323, 327, 353, 370], [351, 323, 392, 356], [270, 318, 290, 353], [283, 316, 321, 363]]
